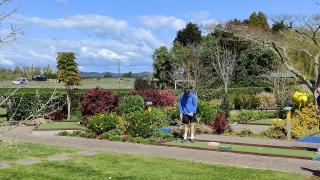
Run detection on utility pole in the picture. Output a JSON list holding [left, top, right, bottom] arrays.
[[117, 58, 120, 89]]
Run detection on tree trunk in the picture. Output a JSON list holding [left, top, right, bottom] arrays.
[[66, 91, 71, 120], [224, 82, 228, 94]]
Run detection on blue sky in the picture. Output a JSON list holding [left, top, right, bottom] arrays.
[[0, 0, 319, 73]]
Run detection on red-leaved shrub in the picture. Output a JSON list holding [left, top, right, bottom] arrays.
[[211, 112, 229, 134], [131, 89, 159, 104], [80, 87, 119, 116], [157, 91, 176, 107]]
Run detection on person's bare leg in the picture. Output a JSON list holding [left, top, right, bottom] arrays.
[[190, 123, 195, 142], [183, 124, 188, 140]]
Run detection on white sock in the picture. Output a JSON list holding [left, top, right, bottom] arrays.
[[191, 133, 194, 140], [184, 132, 188, 140]]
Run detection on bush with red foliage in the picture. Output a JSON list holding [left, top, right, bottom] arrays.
[[131, 89, 159, 104], [80, 87, 119, 116], [157, 91, 176, 107], [211, 112, 229, 134]]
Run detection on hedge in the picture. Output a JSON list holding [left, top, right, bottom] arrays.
[[196, 87, 271, 100], [7, 92, 66, 120]]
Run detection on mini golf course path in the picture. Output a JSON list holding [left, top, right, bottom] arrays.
[[196, 134, 320, 149], [1, 126, 320, 176]]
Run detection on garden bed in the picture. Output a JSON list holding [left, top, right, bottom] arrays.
[[157, 140, 319, 160]]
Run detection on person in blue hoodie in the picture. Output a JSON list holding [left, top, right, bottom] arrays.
[[178, 86, 197, 143]]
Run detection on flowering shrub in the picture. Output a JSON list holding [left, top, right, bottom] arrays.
[[291, 104, 320, 138], [116, 96, 145, 116], [211, 112, 229, 134], [80, 88, 119, 116], [124, 109, 167, 138], [87, 112, 120, 134], [157, 91, 176, 107], [131, 89, 160, 104], [256, 92, 277, 109]]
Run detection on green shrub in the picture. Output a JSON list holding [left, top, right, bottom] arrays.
[[234, 94, 261, 110], [152, 131, 174, 139], [116, 96, 145, 116], [124, 109, 167, 138], [220, 94, 231, 117], [238, 128, 254, 137], [70, 107, 84, 121], [261, 119, 287, 139], [197, 87, 270, 100], [57, 131, 69, 136], [164, 107, 179, 124], [197, 101, 220, 124], [134, 77, 151, 90], [230, 110, 260, 123], [7, 92, 66, 120], [86, 132, 97, 138], [87, 113, 120, 134]]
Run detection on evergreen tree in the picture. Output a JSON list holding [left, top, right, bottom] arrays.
[[258, 12, 270, 31], [174, 22, 202, 46], [56, 52, 80, 120], [153, 46, 174, 89]]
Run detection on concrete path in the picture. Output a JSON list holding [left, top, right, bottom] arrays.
[[1, 126, 320, 176]]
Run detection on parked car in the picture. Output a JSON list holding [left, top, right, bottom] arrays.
[[32, 74, 47, 81], [13, 78, 28, 85]]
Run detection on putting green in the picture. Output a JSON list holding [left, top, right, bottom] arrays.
[[37, 122, 86, 130], [164, 141, 320, 159]]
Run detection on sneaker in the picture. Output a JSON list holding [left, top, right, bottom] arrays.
[[190, 139, 196, 143], [181, 139, 188, 143]]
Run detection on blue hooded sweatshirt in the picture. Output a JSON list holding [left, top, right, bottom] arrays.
[[178, 91, 197, 115]]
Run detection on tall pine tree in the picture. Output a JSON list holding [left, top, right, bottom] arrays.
[[174, 22, 202, 46]]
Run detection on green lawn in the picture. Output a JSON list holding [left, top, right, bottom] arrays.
[[0, 151, 306, 180], [36, 122, 86, 130], [0, 78, 134, 89], [0, 141, 78, 161], [0, 108, 7, 121], [164, 141, 320, 159], [246, 118, 273, 125]]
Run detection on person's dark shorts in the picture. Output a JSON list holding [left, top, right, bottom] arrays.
[[182, 114, 197, 124]]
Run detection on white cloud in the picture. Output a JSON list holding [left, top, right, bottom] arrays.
[[28, 50, 54, 60], [0, 54, 14, 66], [80, 46, 127, 61], [138, 15, 186, 30], [10, 14, 128, 33], [1, 37, 156, 72]]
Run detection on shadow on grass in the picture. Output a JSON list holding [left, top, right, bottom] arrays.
[[301, 167, 320, 177]]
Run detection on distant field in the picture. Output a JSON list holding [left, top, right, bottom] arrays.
[[0, 78, 134, 89]]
